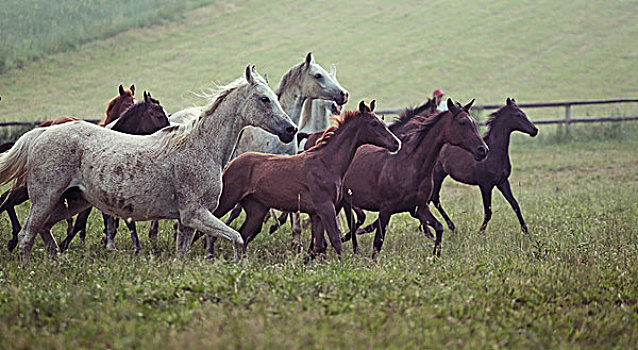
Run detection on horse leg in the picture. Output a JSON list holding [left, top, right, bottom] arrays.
[[223, 204, 243, 225], [1, 186, 29, 252], [415, 205, 444, 258], [353, 206, 366, 228], [497, 180, 528, 234], [124, 220, 142, 252], [314, 202, 343, 259], [308, 214, 327, 260], [175, 223, 196, 257], [148, 220, 159, 240], [356, 219, 377, 236], [410, 207, 434, 241], [6, 206, 21, 252], [372, 211, 392, 261], [59, 207, 92, 252], [102, 213, 118, 251], [268, 211, 289, 234], [431, 171, 455, 231], [478, 185, 494, 233], [237, 198, 269, 250], [177, 206, 245, 262], [290, 212, 302, 252]]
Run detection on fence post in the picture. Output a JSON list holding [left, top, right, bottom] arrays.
[[565, 104, 572, 135]]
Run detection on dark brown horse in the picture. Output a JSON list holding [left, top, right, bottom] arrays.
[[430, 97, 538, 233], [337, 99, 488, 259], [203, 101, 401, 259], [1, 85, 135, 252], [59, 91, 170, 252]]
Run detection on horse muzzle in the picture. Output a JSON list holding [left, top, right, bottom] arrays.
[[474, 145, 489, 161], [278, 125, 298, 144]]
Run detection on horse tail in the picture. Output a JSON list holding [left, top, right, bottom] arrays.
[[0, 128, 47, 187]]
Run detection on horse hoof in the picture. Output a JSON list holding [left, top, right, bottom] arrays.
[[59, 241, 69, 252], [521, 225, 529, 234]]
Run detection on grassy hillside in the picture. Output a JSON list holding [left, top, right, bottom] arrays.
[[0, 0, 636, 122], [0, 0, 216, 73]]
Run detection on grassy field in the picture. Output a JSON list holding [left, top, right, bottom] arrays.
[[0, 0, 636, 122], [0, 0, 216, 73], [0, 1, 637, 349], [0, 132, 636, 349]]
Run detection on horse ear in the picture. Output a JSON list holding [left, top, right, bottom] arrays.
[[144, 91, 151, 103], [447, 98, 457, 114], [263, 73, 269, 84], [245, 65, 254, 84], [130, 84, 135, 96], [358, 100, 368, 113], [370, 99, 376, 112], [119, 84, 125, 96], [381, 114, 385, 121], [330, 64, 337, 78], [464, 98, 475, 111], [304, 52, 314, 68]]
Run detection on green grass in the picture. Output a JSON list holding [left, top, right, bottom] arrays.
[[0, 1, 637, 348], [0, 136, 637, 349], [0, 0, 217, 73]]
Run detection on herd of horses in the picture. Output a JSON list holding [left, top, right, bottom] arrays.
[[0, 52, 538, 265]]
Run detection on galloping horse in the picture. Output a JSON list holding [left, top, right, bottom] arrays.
[[1, 85, 136, 252], [430, 97, 538, 233], [0, 66, 296, 264], [207, 101, 401, 259], [338, 99, 488, 259]]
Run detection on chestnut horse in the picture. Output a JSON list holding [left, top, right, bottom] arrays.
[[338, 99, 488, 259], [1, 85, 136, 252], [204, 101, 401, 259], [58, 91, 170, 252], [430, 97, 538, 233]]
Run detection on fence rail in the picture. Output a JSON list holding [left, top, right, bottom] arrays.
[[375, 98, 638, 132], [1, 99, 637, 130]]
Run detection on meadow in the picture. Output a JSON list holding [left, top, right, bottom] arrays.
[[0, 1, 637, 349]]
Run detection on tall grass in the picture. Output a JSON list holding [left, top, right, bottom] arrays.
[[0, 0, 216, 73]]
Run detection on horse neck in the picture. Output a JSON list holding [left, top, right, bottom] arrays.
[[313, 124, 366, 178], [407, 121, 450, 179], [310, 102, 331, 131], [277, 80, 306, 125], [182, 94, 246, 166], [485, 120, 514, 162], [103, 98, 127, 125]]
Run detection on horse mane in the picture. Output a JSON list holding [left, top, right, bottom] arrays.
[[403, 109, 449, 148], [275, 62, 304, 99], [389, 98, 436, 133], [483, 104, 510, 141], [159, 77, 249, 152], [305, 110, 360, 152]]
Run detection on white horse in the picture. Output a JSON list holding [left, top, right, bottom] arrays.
[[0, 66, 296, 265]]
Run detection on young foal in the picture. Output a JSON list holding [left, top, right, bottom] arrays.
[[1, 85, 136, 252], [0, 66, 296, 265], [338, 99, 488, 259], [431, 97, 538, 233], [57, 91, 170, 252], [210, 101, 401, 258]]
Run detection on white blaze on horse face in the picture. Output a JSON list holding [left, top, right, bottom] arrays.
[[303, 62, 347, 103]]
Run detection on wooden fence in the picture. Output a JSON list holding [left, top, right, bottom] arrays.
[[375, 98, 638, 134]]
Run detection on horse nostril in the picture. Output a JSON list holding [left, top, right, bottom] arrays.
[[478, 145, 488, 156], [341, 91, 349, 104], [286, 126, 297, 134]]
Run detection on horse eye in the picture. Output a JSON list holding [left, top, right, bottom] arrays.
[[260, 96, 270, 103], [370, 120, 379, 127], [314, 73, 322, 79]]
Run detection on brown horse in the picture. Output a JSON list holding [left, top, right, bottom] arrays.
[[338, 99, 488, 259], [1, 84, 137, 252], [430, 97, 538, 233], [58, 91, 170, 252], [205, 101, 401, 259]]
